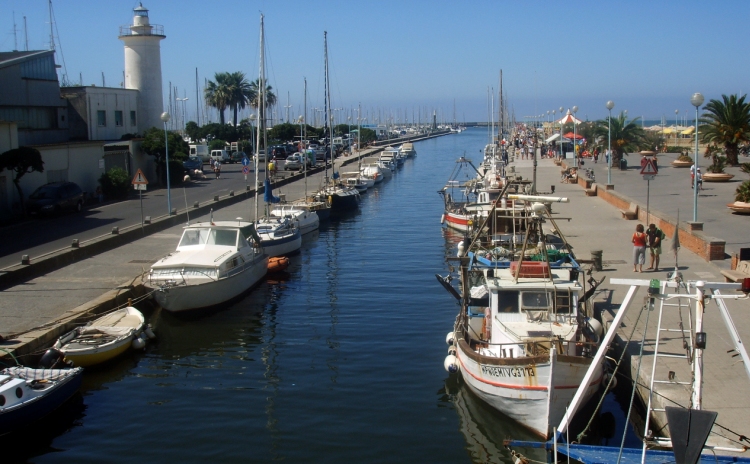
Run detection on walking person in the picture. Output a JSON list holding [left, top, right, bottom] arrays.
[[696, 168, 703, 190], [632, 224, 647, 272], [646, 223, 665, 271], [214, 159, 221, 179]]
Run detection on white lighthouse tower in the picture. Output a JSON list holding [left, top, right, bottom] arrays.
[[119, 3, 165, 132]]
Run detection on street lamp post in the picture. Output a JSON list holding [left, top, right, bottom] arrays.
[[559, 106, 564, 159], [572, 105, 579, 167], [160, 112, 173, 215], [691, 92, 704, 224], [606, 101, 615, 185]]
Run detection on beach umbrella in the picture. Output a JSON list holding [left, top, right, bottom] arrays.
[[670, 210, 681, 270]]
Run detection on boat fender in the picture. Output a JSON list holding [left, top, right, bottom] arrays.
[[327, 196, 333, 207], [445, 331, 455, 346], [144, 325, 157, 340], [39, 348, 66, 369], [444, 354, 459, 374], [447, 346, 456, 356], [131, 335, 147, 350], [440, 214, 445, 224], [603, 371, 618, 391], [457, 241, 465, 258], [582, 317, 603, 344]]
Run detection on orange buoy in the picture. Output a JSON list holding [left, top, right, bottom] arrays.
[[267, 256, 290, 273]]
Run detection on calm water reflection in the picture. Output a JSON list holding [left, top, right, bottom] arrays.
[[11, 129, 637, 463]]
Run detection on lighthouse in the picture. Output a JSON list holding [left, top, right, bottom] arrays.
[[119, 3, 165, 132]]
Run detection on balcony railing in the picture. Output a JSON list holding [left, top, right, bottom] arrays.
[[118, 24, 165, 37]]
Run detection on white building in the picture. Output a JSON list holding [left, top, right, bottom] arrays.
[[119, 3, 165, 132], [63, 86, 139, 141]]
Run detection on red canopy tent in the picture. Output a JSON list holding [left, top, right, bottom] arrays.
[[563, 132, 584, 140]]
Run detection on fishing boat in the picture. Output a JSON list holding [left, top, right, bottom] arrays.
[[440, 194, 604, 439], [145, 218, 268, 313], [52, 306, 153, 367], [0, 366, 83, 436]]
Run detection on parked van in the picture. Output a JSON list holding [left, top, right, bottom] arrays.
[[210, 150, 230, 163], [189, 144, 210, 162]]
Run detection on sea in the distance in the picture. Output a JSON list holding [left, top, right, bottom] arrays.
[[7, 128, 640, 463]]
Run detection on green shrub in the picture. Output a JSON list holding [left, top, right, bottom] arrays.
[[99, 167, 131, 200]]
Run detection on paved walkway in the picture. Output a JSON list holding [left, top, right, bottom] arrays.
[[575, 152, 750, 262]]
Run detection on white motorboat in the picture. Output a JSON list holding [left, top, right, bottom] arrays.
[[400, 142, 416, 157], [360, 159, 385, 183], [270, 204, 320, 235], [256, 216, 302, 256], [442, 195, 604, 439], [146, 220, 268, 313]]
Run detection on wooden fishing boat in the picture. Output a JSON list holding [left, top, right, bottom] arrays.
[[441, 194, 604, 439]]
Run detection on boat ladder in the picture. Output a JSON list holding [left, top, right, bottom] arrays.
[[642, 279, 694, 441]]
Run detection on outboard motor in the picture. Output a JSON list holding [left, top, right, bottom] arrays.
[[39, 348, 72, 368]]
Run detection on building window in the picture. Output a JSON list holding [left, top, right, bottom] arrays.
[[97, 110, 106, 127], [115, 111, 123, 127], [130, 110, 137, 126]]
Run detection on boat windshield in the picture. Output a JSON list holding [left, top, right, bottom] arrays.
[[179, 228, 238, 247]]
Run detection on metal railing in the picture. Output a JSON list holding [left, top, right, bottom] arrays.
[[118, 24, 165, 37]]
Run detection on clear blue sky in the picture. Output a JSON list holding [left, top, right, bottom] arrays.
[[2, 0, 749, 125]]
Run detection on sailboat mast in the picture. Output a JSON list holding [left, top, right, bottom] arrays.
[[303, 77, 308, 197], [499, 70, 504, 142], [323, 31, 331, 182], [254, 14, 265, 222]]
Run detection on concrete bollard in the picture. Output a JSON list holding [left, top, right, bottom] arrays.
[[214, 195, 219, 202], [21, 255, 30, 265], [591, 250, 603, 271], [170, 208, 177, 216], [144, 216, 151, 224], [193, 201, 200, 208], [229, 190, 234, 197], [71, 239, 79, 248], [111, 227, 119, 235]]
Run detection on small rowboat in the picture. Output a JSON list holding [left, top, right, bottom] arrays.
[[267, 256, 290, 273], [52, 307, 154, 367]]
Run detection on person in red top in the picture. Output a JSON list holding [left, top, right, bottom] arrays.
[[632, 224, 647, 272]]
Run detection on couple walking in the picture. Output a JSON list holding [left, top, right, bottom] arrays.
[[632, 223, 666, 272]]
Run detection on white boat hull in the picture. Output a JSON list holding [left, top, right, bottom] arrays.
[[151, 255, 268, 312], [456, 341, 602, 438]]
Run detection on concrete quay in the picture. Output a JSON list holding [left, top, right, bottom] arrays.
[[0, 132, 446, 361], [517, 156, 750, 453]]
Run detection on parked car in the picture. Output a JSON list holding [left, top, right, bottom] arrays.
[[210, 150, 230, 163], [229, 151, 247, 164], [283, 153, 312, 171], [26, 182, 85, 215], [183, 156, 203, 171]]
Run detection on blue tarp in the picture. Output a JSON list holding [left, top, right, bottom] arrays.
[[263, 178, 280, 203]]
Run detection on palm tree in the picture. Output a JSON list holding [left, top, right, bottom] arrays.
[[700, 94, 750, 166], [226, 71, 255, 128], [204, 72, 231, 125], [594, 112, 645, 167], [249, 78, 277, 131]]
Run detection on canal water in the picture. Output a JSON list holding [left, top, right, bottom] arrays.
[[8, 128, 639, 463]]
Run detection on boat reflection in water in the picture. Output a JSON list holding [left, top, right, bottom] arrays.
[[445, 376, 549, 464]]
